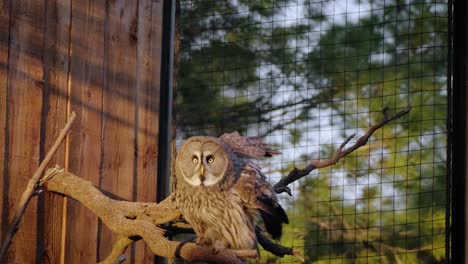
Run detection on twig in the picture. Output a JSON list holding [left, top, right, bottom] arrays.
[[39, 165, 64, 186], [0, 112, 76, 260], [273, 106, 411, 194], [98, 236, 133, 264]]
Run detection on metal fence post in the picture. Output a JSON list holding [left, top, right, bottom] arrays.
[[449, 0, 468, 262]]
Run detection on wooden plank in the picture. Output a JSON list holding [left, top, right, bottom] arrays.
[[65, 0, 106, 262], [133, 0, 163, 262], [0, 0, 10, 248], [4, 0, 45, 262], [98, 0, 138, 260], [39, 0, 72, 263]]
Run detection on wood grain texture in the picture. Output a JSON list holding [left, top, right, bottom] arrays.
[[65, 0, 106, 262], [133, 0, 163, 262], [0, 0, 10, 249], [5, 0, 45, 262], [99, 0, 138, 261], [40, 0, 72, 263], [0, 0, 165, 262]]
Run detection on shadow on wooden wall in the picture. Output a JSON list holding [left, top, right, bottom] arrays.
[[0, 0, 164, 262]]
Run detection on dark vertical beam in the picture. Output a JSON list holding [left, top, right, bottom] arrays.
[[156, 2, 175, 263], [449, 0, 468, 262], [0, 0, 11, 252], [157, 0, 175, 203]]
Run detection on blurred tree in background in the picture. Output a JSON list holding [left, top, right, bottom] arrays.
[[176, 0, 448, 263]]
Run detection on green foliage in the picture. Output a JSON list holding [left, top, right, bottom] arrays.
[[178, 0, 448, 262]]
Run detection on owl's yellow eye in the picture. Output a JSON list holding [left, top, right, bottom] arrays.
[[192, 157, 199, 164], [207, 156, 214, 163]]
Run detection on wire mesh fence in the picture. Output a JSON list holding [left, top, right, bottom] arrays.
[[175, 0, 449, 263]]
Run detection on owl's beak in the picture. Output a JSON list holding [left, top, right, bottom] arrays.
[[199, 165, 205, 185], [200, 164, 205, 176]]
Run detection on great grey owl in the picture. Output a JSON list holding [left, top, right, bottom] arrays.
[[174, 132, 289, 251]]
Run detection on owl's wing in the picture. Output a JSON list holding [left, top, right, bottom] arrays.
[[220, 131, 281, 159], [233, 162, 289, 239]]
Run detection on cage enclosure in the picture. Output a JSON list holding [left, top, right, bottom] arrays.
[[176, 0, 449, 263]]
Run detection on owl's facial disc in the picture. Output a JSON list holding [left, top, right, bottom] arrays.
[[178, 139, 228, 187]]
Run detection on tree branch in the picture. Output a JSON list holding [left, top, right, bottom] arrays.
[[273, 106, 411, 194], [0, 112, 76, 260], [1, 106, 412, 263], [98, 236, 133, 264], [44, 168, 257, 263]]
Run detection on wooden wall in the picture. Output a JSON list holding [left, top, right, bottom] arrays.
[[0, 0, 164, 262]]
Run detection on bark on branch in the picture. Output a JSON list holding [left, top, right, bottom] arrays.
[[44, 169, 257, 263]]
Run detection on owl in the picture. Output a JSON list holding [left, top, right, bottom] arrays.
[[174, 132, 289, 251]]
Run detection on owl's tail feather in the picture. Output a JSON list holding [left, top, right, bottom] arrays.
[[258, 196, 289, 239]]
